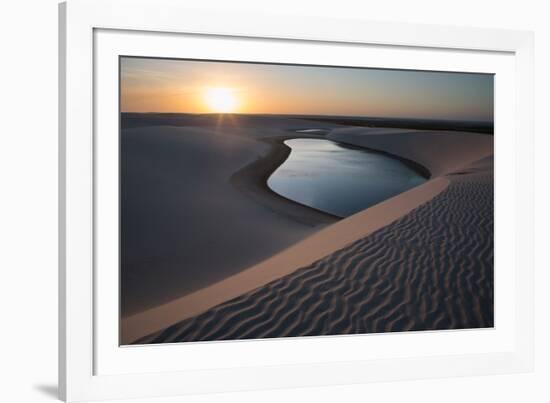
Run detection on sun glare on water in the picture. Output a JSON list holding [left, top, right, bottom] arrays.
[[204, 87, 238, 113]]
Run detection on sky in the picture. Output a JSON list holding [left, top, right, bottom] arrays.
[[120, 56, 494, 122]]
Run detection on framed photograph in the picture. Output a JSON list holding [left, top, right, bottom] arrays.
[[59, 0, 534, 401]]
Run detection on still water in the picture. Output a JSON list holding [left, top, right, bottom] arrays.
[[267, 138, 428, 217]]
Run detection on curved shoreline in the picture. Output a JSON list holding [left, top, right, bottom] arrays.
[[231, 135, 432, 223], [230, 136, 339, 226], [333, 140, 432, 179]]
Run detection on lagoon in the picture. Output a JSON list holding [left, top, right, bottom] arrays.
[[267, 138, 428, 217]]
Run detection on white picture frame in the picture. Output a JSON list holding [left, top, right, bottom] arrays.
[[59, 0, 534, 401]]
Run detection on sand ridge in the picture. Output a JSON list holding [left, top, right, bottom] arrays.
[[141, 158, 493, 343], [123, 177, 447, 343]]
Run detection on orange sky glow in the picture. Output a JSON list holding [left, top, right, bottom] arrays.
[[121, 57, 494, 121]]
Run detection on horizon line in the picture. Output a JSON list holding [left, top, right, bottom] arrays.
[[120, 111, 494, 124]]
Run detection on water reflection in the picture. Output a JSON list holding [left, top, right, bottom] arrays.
[[267, 138, 427, 217]]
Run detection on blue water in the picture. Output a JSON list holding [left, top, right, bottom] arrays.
[[267, 138, 427, 217]]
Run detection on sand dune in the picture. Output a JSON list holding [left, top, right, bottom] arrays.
[[128, 126, 493, 344], [139, 153, 493, 343], [328, 127, 493, 176], [123, 177, 447, 343]]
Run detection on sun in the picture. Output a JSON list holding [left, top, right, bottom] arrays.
[[204, 87, 238, 113]]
